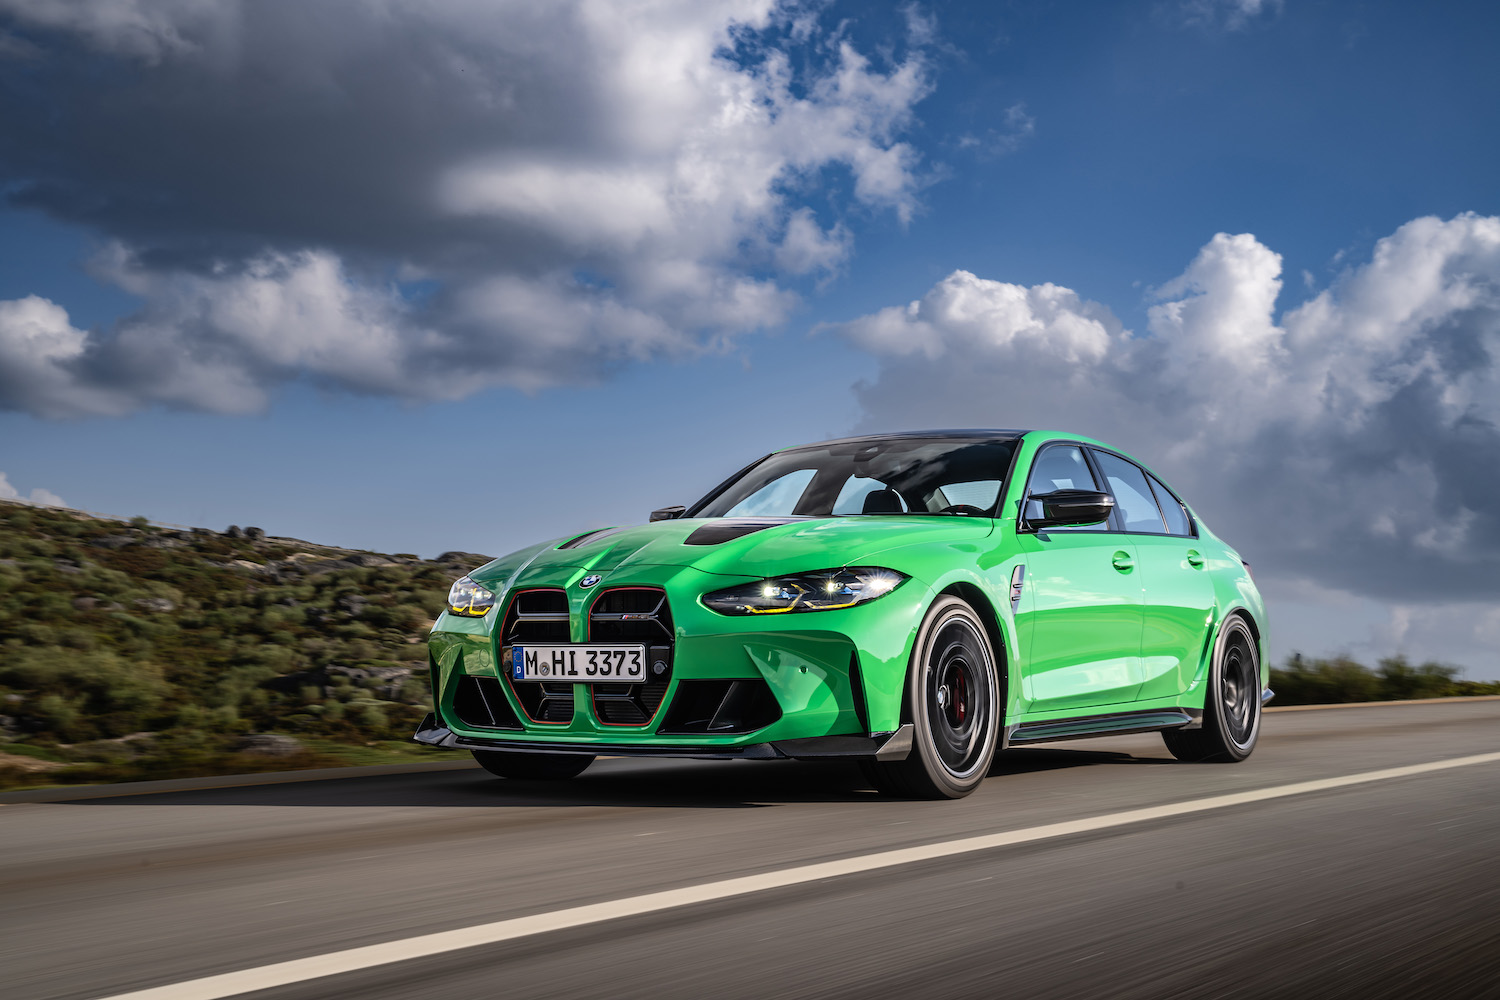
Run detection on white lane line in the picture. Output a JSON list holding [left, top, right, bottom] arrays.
[[96, 750, 1500, 1000]]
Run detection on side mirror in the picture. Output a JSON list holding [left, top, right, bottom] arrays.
[[1026, 489, 1114, 528], [650, 505, 687, 522]]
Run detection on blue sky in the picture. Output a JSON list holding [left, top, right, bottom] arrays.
[[2, 0, 1499, 675]]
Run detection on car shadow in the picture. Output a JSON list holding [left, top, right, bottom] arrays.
[[57, 746, 1164, 809], [989, 746, 1173, 775]]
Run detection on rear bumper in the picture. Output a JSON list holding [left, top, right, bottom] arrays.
[[413, 713, 913, 762]]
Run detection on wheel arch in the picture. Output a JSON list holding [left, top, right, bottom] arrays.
[[1215, 605, 1267, 689], [1226, 606, 1267, 685]]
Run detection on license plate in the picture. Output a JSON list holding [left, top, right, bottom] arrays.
[[510, 645, 647, 682]]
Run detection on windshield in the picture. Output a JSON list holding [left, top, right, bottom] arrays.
[[692, 438, 1019, 518]]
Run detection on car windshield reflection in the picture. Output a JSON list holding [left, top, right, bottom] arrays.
[[693, 436, 1020, 518]]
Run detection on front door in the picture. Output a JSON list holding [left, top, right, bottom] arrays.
[[1013, 445, 1145, 713]]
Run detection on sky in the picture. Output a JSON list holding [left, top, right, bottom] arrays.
[[2, 0, 1499, 677]]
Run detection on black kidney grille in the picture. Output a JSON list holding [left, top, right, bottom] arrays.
[[589, 588, 673, 726], [589, 588, 674, 643], [503, 589, 574, 724], [512, 681, 575, 723], [506, 589, 571, 643]]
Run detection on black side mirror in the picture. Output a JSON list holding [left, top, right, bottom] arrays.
[[1026, 489, 1114, 528], [650, 505, 687, 522]]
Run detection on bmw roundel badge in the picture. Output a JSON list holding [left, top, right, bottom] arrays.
[[579, 574, 602, 589]]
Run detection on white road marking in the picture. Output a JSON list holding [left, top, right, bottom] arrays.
[[96, 750, 1500, 1000]]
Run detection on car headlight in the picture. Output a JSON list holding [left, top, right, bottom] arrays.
[[702, 567, 907, 615], [447, 576, 497, 617]]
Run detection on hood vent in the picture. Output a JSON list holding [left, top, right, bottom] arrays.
[[559, 527, 626, 550], [683, 517, 803, 546]]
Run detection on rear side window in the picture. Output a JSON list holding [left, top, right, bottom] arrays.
[[1147, 473, 1193, 536], [1091, 451, 1168, 534]]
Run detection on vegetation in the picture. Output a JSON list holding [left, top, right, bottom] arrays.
[[0, 501, 489, 790], [1269, 653, 1500, 706]]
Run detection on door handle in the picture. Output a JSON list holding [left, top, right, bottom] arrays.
[[1186, 550, 1204, 568], [1111, 551, 1134, 572]]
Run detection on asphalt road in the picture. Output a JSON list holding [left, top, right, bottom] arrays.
[[5, 700, 1500, 1000]]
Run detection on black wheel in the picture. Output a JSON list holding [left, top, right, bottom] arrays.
[[863, 596, 1001, 799], [1162, 615, 1261, 763], [471, 750, 595, 780]]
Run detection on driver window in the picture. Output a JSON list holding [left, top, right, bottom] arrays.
[[1024, 446, 1100, 531], [723, 468, 815, 516]]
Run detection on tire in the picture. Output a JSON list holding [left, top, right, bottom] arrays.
[[1162, 615, 1261, 763], [471, 750, 595, 780], [862, 596, 1002, 799]]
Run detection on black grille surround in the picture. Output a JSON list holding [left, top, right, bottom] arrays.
[[501, 589, 575, 724], [588, 588, 674, 726]]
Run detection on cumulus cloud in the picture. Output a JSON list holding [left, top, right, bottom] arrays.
[[0, 0, 932, 416], [0, 470, 66, 507], [831, 213, 1500, 620]]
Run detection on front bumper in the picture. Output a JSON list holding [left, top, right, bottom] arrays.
[[424, 565, 927, 750], [413, 713, 914, 762]]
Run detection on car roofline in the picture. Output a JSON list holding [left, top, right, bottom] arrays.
[[771, 429, 1032, 454]]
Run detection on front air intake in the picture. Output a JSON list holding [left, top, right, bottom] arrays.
[[656, 679, 781, 735], [451, 675, 522, 730]]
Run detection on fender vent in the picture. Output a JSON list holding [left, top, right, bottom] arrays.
[[657, 679, 782, 735]]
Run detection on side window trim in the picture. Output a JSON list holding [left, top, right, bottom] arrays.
[[1080, 446, 1125, 533]]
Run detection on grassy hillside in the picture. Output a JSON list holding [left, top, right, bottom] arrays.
[[0, 500, 488, 789]]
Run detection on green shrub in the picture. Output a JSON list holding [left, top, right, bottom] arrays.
[[1270, 653, 1499, 705]]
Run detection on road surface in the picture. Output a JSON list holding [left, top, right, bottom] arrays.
[[4, 699, 1499, 1000]]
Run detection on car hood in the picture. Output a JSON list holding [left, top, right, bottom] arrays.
[[470, 515, 994, 589]]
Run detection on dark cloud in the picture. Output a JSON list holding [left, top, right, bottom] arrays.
[[0, 0, 932, 414]]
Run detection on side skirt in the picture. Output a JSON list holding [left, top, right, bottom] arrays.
[[1003, 708, 1202, 749]]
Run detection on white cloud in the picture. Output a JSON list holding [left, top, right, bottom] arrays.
[[832, 213, 1500, 619], [957, 102, 1036, 159], [0, 0, 933, 416], [1179, 0, 1284, 31], [0, 470, 66, 507]]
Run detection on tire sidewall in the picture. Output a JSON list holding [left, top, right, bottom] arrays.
[[906, 596, 1001, 796]]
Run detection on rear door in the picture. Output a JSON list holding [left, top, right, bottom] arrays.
[[1014, 444, 1145, 713], [1090, 450, 1216, 703]]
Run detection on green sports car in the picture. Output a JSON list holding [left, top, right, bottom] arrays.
[[414, 430, 1269, 798]]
